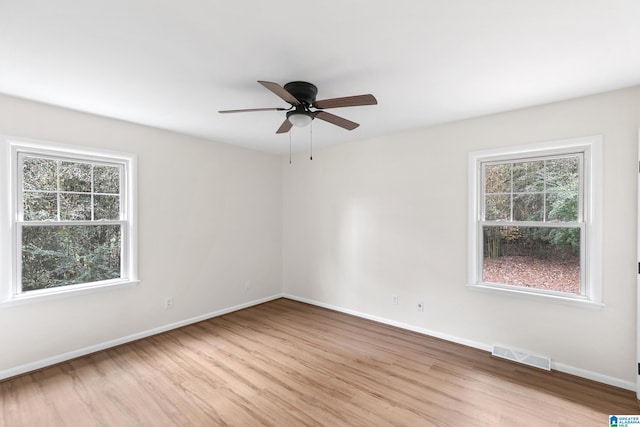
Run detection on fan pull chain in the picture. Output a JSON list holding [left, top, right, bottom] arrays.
[[289, 130, 292, 165], [309, 121, 313, 160]]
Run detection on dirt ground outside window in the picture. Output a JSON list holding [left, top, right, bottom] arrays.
[[483, 256, 580, 294]]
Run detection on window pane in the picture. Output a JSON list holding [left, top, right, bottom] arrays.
[[94, 165, 120, 194], [23, 157, 57, 191], [545, 157, 579, 222], [513, 193, 544, 221], [24, 192, 57, 221], [21, 225, 121, 291], [546, 192, 578, 222], [546, 157, 579, 191], [484, 164, 511, 193], [94, 195, 120, 220], [485, 194, 510, 221], [60, 194, 92, 220], [482, 226, 581, 294], [60, 161, 91, 192], [512, 161, 544, 192]]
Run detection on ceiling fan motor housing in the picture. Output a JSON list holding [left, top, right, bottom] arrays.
[[283, 81, 318, 106]]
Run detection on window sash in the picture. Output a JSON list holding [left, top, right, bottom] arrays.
[[16, 221, 129, 296], [480, 153, 584, 224], [17, 153, 124, 223], [477, 223, 586, 298]]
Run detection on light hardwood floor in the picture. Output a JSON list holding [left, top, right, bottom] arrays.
[[1, 298, 638, 426]]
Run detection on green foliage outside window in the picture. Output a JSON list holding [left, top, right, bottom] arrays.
[[22, 225, 121, 291]]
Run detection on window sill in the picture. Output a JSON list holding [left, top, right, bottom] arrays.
[[467, 283, 604, 309], [0, 279, 140, 308]]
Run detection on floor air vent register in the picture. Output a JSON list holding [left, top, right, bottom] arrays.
[[492, 345, 551, 371]]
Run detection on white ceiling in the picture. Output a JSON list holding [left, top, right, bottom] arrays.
[[1, 1, 640, 155]]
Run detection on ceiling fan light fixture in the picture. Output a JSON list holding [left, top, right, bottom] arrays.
[[287, 111, 313, 127]]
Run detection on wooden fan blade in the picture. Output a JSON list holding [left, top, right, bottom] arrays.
[[314, 111, 359, 130], [313, 94, 377, 109], [276, 119, 293, 134], [258, 81, 301, 105], [219, 107, 287, 114]]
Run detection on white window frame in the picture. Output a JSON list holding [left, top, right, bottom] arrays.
[[467, 135, 603, 307], [0, 136, 138, 306]]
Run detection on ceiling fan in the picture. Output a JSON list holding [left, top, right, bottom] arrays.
[[219, 81, 377, 134]]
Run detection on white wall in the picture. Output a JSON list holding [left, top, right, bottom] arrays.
[[0, 94, 283, 374], [283, 86, 640, 388]]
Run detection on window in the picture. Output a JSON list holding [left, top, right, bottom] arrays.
[[468, 136, 602, 305], [1, 137, 138, 303]]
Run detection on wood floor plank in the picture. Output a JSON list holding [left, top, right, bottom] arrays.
[[1, 298, 638, 426]]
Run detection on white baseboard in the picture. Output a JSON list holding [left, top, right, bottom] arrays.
[[551, 361, 635, 392], [0, 293, 283, 382], [283, 293, 635, 392]]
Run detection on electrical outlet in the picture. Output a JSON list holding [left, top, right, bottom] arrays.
[[417, 300, 424, 311], [164, 297, 174, 310], [392, 295, 398, 305]]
